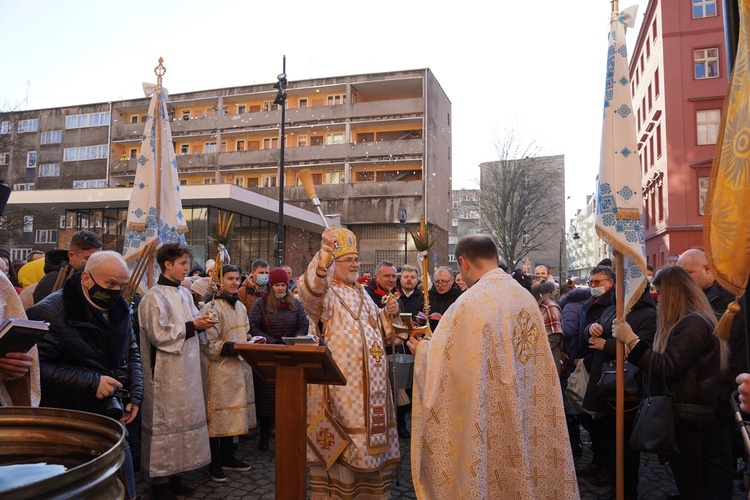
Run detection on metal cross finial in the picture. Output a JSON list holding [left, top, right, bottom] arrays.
[[154, 57, 166, 85], [611, 0, 619, 13]]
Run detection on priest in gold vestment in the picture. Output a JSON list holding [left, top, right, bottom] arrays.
[[297, 227, 401, 499], [408, 235, 579, 499]]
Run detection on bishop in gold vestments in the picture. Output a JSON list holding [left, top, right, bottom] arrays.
[[298, 228, 401, 499], [410, 235, 579, 499]]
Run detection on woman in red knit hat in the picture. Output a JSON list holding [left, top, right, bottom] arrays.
[[248, 267, 309, 450]]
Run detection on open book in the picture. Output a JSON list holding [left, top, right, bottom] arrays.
[[0, 317, 49, 358]]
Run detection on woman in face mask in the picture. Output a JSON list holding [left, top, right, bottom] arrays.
[[247, 268, 309, 450]]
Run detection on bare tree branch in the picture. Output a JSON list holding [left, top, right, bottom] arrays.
[[479, 129, 563, 270]]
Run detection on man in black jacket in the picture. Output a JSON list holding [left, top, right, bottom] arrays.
[[427, 266, 463, 331], [397, 264, 424, 316], [28, 250, 142, 500], [33, 230, 103, 304]]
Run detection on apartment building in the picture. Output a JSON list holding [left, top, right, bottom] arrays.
[[447, 188, 481, 273], [631, 0, 727, 267], [0, 68, 452, 272]]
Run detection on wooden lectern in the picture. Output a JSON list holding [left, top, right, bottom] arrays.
[[234, 344, 346, 500]]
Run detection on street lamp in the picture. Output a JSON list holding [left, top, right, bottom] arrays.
[[274, 57, 287, 266], [397, 208, 408, 265]]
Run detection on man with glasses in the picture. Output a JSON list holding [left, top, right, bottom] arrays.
[[28, 251, 143, 500], [427, 266, 463, 331], [297, 227, 401, 499]]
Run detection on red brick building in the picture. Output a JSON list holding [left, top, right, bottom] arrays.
[[631, 0, 728, 267]]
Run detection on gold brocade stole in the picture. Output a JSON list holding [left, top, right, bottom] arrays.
[[330, 285, 391, 454]]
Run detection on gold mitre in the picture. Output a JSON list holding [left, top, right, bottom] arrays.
[[332, 228, 358, 258]]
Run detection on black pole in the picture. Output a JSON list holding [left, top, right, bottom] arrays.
[[404, 229, 408, 265], [275, 56, 287, 267]]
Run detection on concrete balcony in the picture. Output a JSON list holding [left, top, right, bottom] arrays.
[[255, 180, 424, 225]]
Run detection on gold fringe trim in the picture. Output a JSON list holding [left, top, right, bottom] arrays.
[[715, 298, 740, 341], [127, 222, 146, 231]]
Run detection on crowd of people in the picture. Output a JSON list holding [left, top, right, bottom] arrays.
[[2, 229, 750, 499]]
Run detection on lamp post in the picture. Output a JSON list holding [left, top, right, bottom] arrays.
[[397, 208, 408, 265], [274, 56, 287, 266]]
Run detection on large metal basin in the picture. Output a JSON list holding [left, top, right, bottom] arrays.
[[0, 407, 125, 499]]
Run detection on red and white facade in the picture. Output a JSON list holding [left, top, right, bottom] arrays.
[[631, 0, 728, 267]]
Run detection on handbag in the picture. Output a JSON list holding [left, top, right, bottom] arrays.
[[596, 358, 643, 401], [627, 360, 679, 455], [565, 361, 600, 417]]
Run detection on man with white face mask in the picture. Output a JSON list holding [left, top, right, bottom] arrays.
[[570, 265, 616, 485]]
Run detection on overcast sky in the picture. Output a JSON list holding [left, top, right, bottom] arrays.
[[0, 0, 648, 221]]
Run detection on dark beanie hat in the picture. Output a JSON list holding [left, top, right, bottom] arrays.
[[268, 267, 288, 287]]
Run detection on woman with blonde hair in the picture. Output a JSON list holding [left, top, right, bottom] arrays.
[[613, 265, 727, 499]]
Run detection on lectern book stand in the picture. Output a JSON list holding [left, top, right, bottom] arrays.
[[234, 344, 346, 500]]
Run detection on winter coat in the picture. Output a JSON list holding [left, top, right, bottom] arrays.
[[398, 286, 425, 316], [628, 312, 720, 426], [581, 288, 657, 413], [27, 273, 143, 414], [248, 296, 309, 344], [32, 249, 71, 304], [558, 287, 591, 356], [428, 283, 463, 330]]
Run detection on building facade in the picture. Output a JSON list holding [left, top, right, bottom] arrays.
[[447, 188, 481, 273], [0, 68, 452, 274], [631, 0, 727, 267], [567, 192, 613, 280], [479, 154, 566, 279]]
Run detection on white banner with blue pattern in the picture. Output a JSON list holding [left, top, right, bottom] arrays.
[[122, 83, 187, 273], [596, 6, 647, 315]]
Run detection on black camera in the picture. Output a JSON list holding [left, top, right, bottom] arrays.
[[101, 389, 130, 420]]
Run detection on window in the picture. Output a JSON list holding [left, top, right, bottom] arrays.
[[236, 140, 245, 152], [14, 183, 35, 191], [297, 135, 308, 147], [35, 229, 57, 244], [448, 236, 458, 244], [326, 133, 345, 145], [23, 216, 33, 232], [237, 105, 246, 114], [180, 144, 189, 154], [697, 109, 721, 145], [299, 98, 308, 108], [38, 163, 60, 177], [0, 153, 9, 165], [263, 137, 278, 149], [181, 110, 191, 120], [72, 179, 107, 189], [654, 68, 660, 97], [323, 170, 344, 184], [11, 248, 32, 261], [699, 176, 710, 215], [203, 178, 216, 185], [261, 174, 277, 187], [0, 121, 10, 134], [17, 119, 39, 133], [65, 112, 110, 129], [326, 94, 346, 105], [205, 142, 217, 153], [263, 102, 280, 111], [355, 171, 374, 182], [522, 234, 531, 246], [452, 219, 458, 226], [27, 151, 37, 168], [234, 176, 244, 187], [63, 144, 108, 161], [694, 48, 719, 79], [130, 115, 139, 124], [40, 130, 62, 144], [692, 0, 717, 18], [129, 148, 138, 159], [656, 124, 663, 157]]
